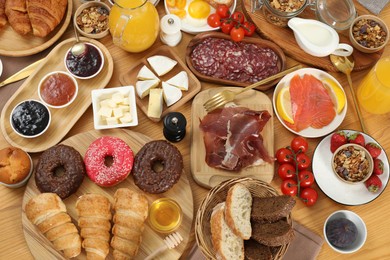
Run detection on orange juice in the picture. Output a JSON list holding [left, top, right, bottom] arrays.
[[109, 0, 159, 53], [357, 57, 390, 114]]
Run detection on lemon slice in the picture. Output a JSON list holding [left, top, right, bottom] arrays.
[[276, 86, 294, 124], [322, 78, 346, 114]]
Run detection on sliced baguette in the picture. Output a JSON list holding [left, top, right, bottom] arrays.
[[225, 184, 252, 240], [251, 195, 296, 223], [251, 219, 295, 247]]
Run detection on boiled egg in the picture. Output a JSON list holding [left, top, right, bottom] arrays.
[[184, 0, 212, 27]]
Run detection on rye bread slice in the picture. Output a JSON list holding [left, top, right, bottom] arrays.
[[251, 219, 295, 247], [244, 239, 272, 260], [251, 195, 296, 223]]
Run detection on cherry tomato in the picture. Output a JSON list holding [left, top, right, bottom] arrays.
[[298, 170, 315, 188], [275, 147, 293, 164], [221, 20, 235, 34], [242, 21, 256, 36], [278, 163, 296, 180], [230, 26, 245, 42], [216, 4, 230, 19], [281, 179, 298, 196], [296, 153, 311, 170], [291, 136, 309, 153], [207, 13, 221, 28], [231, 11, 245, 24], [300, 187, 318, 206]]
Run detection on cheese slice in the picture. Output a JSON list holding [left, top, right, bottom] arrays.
[[135, 79, 160, 99], [147, 55, 177, 76], [166, 71, 189, 91], [148, 88, 163, 119], [162, 82, 182, 107], [137, 65, 159, 80]]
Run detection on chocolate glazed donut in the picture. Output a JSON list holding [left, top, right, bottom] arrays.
[[132, 140, 183, 194], [35, 144, 85, 199]]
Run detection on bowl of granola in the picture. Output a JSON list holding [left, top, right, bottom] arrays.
[[261, 0, 308, 27], [332, 144, 373, 184], [74, 1, 110, 39]]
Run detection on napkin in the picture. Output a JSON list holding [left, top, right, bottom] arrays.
[[358, 0, 390, 15], [187, 221, 324, 260]]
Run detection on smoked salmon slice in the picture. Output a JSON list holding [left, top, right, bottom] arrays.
[[286, 74, 336, 132]]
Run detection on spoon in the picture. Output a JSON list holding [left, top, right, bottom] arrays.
[[330, 54, 367, 133], [71, 21, 87, 57]]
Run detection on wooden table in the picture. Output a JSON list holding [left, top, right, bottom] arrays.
[[1, 1, 390, 259]]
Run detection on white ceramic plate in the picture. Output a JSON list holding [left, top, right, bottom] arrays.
[[312, 130, 389, 205], [0, 58, 2, 77], [164, 0, 237, 34], [273, 68, 347, 138]]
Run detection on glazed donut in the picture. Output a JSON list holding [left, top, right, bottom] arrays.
[[84, 136, 134, 187], [35, 144, 85, 199], [132, 140, 183, 194]]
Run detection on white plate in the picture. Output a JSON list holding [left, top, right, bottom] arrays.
[[164, 0, 237, 34], [0, 58, 2, 77], [272, 68, 347, 138], [312, 130, 389, 205]]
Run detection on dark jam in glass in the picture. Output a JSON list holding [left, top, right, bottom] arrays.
[[40, 73, 76, 107], [11, 100, 50, 137], [65, 44, 102, 78]]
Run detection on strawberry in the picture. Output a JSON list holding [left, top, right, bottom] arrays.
[[365, 142, 382, 158], [330, 131, 347, 153], [365, 175, 382, 193], [373, 158, 384, 175], [348, 132, 365, 147]]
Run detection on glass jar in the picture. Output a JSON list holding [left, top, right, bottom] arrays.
[[260, 0, 308, 27], [314, 0, 356, 31]]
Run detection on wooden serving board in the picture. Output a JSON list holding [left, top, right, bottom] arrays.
[[0, 0, 72, 57], [190, 88, 274, 189], [0, 37, 114, 153], [21, 129, 194, 260], [119, 45, 201, 122], [241, 0, 384, 72]]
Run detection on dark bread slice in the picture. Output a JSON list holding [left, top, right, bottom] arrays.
[[244, 239, 272, 260], [251, 219, 295, 247], [251, 195, 296, 223]]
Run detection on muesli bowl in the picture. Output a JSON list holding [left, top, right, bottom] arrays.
[[260, 0, 309, 27]]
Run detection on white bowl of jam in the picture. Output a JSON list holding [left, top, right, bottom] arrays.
[[38, 71, 78, 109], [64, 42, 104, 79]]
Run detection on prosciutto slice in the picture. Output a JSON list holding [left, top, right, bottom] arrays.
[[200, 107, 272, 171]]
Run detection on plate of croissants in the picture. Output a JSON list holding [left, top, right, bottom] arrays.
[[0, 0, 72, 57]]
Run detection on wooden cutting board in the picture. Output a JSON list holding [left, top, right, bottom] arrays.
[[190, 88, 274, 189], [241, 0, 384, 72], [21, 129, 193, 260]]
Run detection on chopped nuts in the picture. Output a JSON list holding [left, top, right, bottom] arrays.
[[269, 0, 305, 13], [352, 18, 387, 49], [76, 6, 109, 34]]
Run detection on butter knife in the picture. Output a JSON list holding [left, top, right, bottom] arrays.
[[0, 58, 44, 88]]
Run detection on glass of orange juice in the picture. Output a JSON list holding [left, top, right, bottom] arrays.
[[109, 0, 159, 53], [357, 57, 390, 114]]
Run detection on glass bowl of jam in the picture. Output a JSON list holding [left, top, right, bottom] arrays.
[[38, 71, 78, 109], [64, 42, 104, 79], [10, 100, 51, 138]]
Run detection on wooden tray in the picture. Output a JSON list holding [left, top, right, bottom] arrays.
[[190, 88, 274, 189], [0, 0, 73, 57], [21, 129, 194, 260], [241, 0, 384, 72], [185, 32, 286, 90], [0, 37, 114, 153], [120, 45, 201, 122]]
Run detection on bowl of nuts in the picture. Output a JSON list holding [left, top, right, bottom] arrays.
[[349, 15, 389, 53], [332, 144, 374, 184], [74, 1, 110, 39]]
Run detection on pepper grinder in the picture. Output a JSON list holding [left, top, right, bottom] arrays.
[[163, 112, 187, 142], [160, 14, 182, 47]]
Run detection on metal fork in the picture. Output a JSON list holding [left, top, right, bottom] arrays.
[[203, 65, 303, 112], [144, 232, 183, 260]]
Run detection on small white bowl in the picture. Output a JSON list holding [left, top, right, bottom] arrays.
[[0, 151, 33, 188], [38, 71, 78, 109], [324, 210, 367, 254], [91, 86, 138, 129]]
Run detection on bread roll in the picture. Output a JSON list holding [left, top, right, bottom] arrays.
[[75, 193, 112, 260], [25, 193, 81, 258], [111, 188, 148, 260], [0, 147, 31, 185]]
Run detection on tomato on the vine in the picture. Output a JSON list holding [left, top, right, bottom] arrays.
[[300, 187, 318, 206], [231, 11, 245, 24], [296, 153, 311, 170], [291, 136, 308, 153], [221, 20, 235, 34], [216, 4, 230, 19], [275, 147, 293, 164], [278, 163, 296, 180], [281, 179, 298, 196], [242, 21, 255, 36], [298, 170, 315, 188], [230, 26, 245, 42], [207, 13, 221, 28]]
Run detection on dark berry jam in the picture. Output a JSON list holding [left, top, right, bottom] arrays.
[[40, 73, 77, 107], [11, 100, 50, 137], [65, 44, 102, 78]]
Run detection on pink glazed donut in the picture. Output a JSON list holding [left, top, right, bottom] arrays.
[[84, 136, 134, 187]]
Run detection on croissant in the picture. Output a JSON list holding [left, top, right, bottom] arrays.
[[25, 193, 81, 258], [5, 0, 31, 35], [0, 0, 7, 29], [75, 193, 112, 260], [111, 188, 148, 260]]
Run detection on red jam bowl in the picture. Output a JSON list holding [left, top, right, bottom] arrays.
[[38, 71, 78, 108]]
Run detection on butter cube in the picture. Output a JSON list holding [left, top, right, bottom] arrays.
[[113, 107, 124, 118], [120, 112, 133, 123], [98, 106, 113, 118], [112, 92, 124, 103], [106, 117, 119, 125], [119, 105, 130, 112]]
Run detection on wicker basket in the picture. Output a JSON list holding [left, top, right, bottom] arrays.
[[195, 177, 292, 260]]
